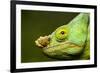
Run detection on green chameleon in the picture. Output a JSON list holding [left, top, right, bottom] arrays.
[[35, 13, 90, 60]]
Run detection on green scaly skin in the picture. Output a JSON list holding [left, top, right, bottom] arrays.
[[35, 13, 90, 60]]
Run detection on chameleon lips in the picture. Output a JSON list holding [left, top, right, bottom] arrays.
[[43, 41, 82, 50]]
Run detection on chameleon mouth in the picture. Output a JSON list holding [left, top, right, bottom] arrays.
[[44, 41, 82, 50]]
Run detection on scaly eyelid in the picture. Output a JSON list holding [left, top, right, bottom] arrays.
[[55, 28, 69, 41]]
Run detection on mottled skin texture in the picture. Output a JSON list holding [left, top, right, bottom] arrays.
[[35, 13, 90, 60]]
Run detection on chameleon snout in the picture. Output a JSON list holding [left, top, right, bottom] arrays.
[[35, 36, 50, 48]]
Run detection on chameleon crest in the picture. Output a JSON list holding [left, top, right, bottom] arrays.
[[35, 13, 90, 60]]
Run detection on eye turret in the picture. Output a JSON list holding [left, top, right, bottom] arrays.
[[55, 28, 68, 41]]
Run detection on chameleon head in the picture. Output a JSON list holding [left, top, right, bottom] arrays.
[[35, 13, 89, 59]]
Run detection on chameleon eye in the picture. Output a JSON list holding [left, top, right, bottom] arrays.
[[60, 31, 65, 35], [55, 28, 68, 41]]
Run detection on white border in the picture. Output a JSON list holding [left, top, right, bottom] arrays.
[[16, 4, 94, 69]]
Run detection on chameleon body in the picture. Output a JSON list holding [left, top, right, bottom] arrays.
[[35, 13, 90, 60]]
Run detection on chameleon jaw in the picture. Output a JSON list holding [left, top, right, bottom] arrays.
[[42, 41, 83, 60], [43, 40, 83, 57]]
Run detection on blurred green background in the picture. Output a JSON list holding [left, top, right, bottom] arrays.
[[21, 10, 79, 63]]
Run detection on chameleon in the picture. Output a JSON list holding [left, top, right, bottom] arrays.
[[35, 13, 90, 60]]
